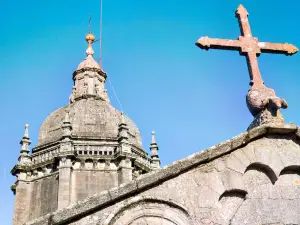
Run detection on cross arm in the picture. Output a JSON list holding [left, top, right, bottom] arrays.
[[258, 42, 298, 55], [196, 36, 241, 51]]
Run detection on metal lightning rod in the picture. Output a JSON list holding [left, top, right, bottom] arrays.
[[100, 0, 103, 65]]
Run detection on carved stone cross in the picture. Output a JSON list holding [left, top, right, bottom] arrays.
[[196, 4, 298, 118]]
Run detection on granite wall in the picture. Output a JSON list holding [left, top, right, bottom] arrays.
[[70, 134, 300, 225], [71, 170, 118, 203], [26, 126, 300, 225], [29, 175, 59, 220]]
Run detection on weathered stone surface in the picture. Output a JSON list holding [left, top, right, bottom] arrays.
[[11, 31, 154, 225], [24, 125, 300, 225], [38, 99, 142, 148]]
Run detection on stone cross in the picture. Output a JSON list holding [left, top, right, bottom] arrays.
[[196, 4, 298, 118]]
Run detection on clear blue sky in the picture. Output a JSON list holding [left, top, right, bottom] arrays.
[[1, 0, 300, 223]]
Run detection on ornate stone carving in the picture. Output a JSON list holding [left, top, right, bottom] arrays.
[[69, 86, 76, 104], [105, 199, 190, 225]]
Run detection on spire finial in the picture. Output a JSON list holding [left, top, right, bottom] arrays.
[[150, 130, 160, 170], [118, 112, 129, 139], [121, 112, 126, 124], [17, 124, 32, 168], [64, 109, 70, 123], [62, 108, 72, 137], [85, 15, 95, 57], [118, 113, 130, 152], [24, 124, 29, 139], [20, 124, 31, 154], [151, 131, 156, 144]]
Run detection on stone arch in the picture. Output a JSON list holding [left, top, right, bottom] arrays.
[[215, 189, 247, 223], [279, 165, 300, 176], [219, 189, 247, 201], [72, 159, 81, 169], [85, 158, 94, 169], [244, 162, 277, 184], [243, 162, 277, 200], [103, 196, 191, 225], [276, 165, 300, 185]]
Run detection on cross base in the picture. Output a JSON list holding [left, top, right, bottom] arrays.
[[247, 106, 285, 131]]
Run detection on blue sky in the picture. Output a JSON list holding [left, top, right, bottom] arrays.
[[1, 0, 300, 223]]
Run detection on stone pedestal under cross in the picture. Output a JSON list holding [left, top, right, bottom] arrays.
[[196, 4, 298, 129]]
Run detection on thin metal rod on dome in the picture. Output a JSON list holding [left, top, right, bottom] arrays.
[[100, 0, 103, 65], [99, 0, 125, 114]]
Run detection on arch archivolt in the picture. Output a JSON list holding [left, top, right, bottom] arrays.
[[214, 141, 300, 224], [96, 138, 300, 225], [102, 196, 191, 225]]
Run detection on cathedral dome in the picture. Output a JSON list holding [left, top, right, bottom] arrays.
[[37, 32, 143, 150], [37, 98, 143, 148]]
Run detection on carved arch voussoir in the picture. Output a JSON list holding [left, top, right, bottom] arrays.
[[276, 165, 300, 185], [244, 162, 278, 184], [102, 196, 191, 225], [219, 189, 248, 201], [279, 165, 300, 176]]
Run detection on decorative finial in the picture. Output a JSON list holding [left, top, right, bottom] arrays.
[[121, 112, 126, 124], [118, 113, 129, 139], [17, 124, 32, 169], [85, 15, 95, 57], [24, 124, 29, 139], [150, 131, 160, 169], [20, 124, 31, 154], [62, 109, 72, 137], [118, 113, 130, 152], [151, 131, 156, 144], [64, 109, 70, 123]]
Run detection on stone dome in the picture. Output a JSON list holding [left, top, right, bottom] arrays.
[[37, 98, 143, 148], [77, 55, 102, 70]]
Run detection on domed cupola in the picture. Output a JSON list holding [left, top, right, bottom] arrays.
[[36, 31, 146, 150], [27, 30, 157, 203], [36, 29, 144, 148], [11, 20, 161, 224]]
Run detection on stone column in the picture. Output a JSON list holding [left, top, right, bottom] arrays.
[[12, 180, 31, 225], [57, 157, 72, 209], [57, 109, 73, 209], [118, 158, 133, 184], [117, 114, 133, 184]]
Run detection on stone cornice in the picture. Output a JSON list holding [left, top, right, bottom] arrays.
[[32, 141, 60, 153], [33, 135, 145, 154], [29, 171, 59, 182], [72, 67, 107, 79], [26, 124, 299, 225]]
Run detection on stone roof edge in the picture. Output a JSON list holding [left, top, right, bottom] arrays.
[[26, 123, 299, 225]]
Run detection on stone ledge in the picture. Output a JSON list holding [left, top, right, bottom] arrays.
[[25, 123, 299, 225]]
